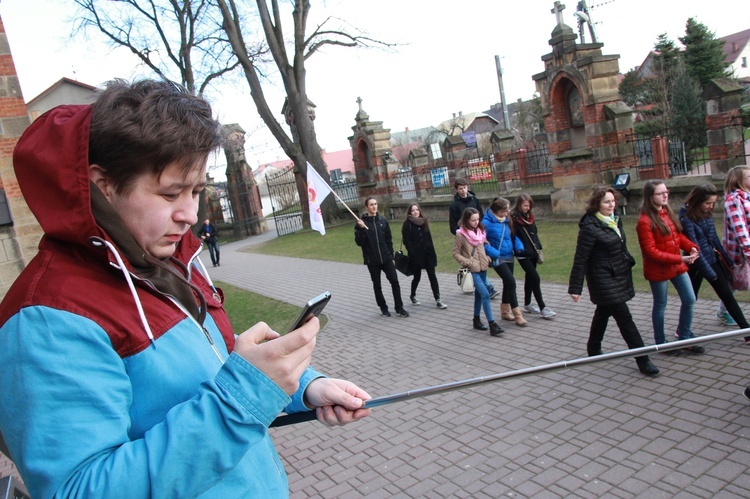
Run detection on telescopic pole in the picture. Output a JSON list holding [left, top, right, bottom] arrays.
[[270, 328, 750, 428]]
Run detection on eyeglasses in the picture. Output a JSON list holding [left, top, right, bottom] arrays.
[[653, 190, 670, 197]]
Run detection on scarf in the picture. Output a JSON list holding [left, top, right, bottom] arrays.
[[514, 210, 535, 226], [595, 211, 621, 238], [407, 215, 426, 227], [457, 226, 486, 246], [90, 183, 205, 325]]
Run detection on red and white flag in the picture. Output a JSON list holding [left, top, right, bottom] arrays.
[[306, 162, 332, 235]]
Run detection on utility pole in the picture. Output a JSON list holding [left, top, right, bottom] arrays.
[[494, 55, 510, 129]]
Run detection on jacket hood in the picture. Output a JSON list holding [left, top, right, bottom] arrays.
[[453, 190, 477, 202], [482, 208, 506, 226], [14, 105, 101, 246], [12, 105, 200, 263]]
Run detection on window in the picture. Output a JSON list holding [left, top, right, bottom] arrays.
[[742, 57, 747, 68]]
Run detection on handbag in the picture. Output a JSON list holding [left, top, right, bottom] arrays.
[[457, 247, 476, 293], [713, 248, 733, 282], [394, 250, 412, 276], [521, 226, 544, 264], [731, 258, 750, 291], [457, 268, 474, 293]]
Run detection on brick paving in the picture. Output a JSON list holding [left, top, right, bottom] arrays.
[[210, 231, 750, 498]]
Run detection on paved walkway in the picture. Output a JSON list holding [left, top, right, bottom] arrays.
[[208, 233, 750, 498]]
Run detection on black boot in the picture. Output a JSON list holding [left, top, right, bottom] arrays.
[[636, 357, 660, 377], [489, 321, 504, 336], [473, 316, 488, 331]]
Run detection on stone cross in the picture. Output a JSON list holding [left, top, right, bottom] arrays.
[[551, 1, 566, 25], [356, 96, 363, 112]]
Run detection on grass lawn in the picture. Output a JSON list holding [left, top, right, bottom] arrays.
[[242, 217, 749, 303], [216, 280, 328, 335]]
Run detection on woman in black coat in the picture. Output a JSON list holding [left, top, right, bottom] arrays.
[[568, 187, 659, 377], [402, 203, 447, 309]]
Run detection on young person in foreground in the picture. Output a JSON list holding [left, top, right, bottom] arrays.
[[0, 79, 370, 498]]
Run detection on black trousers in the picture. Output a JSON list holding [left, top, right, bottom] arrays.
[[411, 265, 441, 301], [517, 257, 545, 309], [492, 261, 518, 308], [689, 261, 750, 329], [588, 301, 648, 361], [367, 258, 403, 310]]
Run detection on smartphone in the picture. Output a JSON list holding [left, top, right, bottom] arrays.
[[287, 291, 331, 333]]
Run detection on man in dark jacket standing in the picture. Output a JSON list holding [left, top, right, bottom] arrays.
[[449, 177, 482, 235], [355, 197, 409, 317], [198, 218, 220, 267]]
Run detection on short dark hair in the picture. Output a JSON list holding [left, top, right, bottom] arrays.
[[89, 79, 222, 195], [454, 177, 469, 188], [586, 187, 616, 215]]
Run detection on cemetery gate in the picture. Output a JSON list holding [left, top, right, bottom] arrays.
[[266, 167, 303, 236]]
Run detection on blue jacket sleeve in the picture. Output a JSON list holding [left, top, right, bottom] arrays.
[[484, 243, 500, 259], [513, 236, 525, 255], [0, 306, 318, 498]]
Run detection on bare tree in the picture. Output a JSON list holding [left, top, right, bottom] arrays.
[[75, 0, 394, 224], [215, 0, 394, 221], [72, 0, 254, 95]]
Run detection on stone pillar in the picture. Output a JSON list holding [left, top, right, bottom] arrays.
[[348, 100, 395, 200], [490, 128, 517, 190], [222, 124, 267, 236], [0, 15, 42, 302], [703, 78, 746, 177]]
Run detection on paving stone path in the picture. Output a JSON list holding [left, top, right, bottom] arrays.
[[208, 233, 750, 498]]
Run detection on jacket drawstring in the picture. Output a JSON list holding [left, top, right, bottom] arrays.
[[89, 237, 156, 345]]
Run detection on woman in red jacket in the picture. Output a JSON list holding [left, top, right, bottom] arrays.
[[636, 180, 702, 355]]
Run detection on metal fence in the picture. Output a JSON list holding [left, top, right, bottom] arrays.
[[628, 124, 711, 178]]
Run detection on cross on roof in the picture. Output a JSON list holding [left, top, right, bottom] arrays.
[[551, 1, 566, 25], [356, 96, 363, 112]]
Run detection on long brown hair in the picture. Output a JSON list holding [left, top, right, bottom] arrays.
[[459, 207, 484, 233], [683, 184, 718, 221], [640, 180, 682, 235], [403, 202, 429, 231]]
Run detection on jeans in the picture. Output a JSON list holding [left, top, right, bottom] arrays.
[[492, 261, 518, 308], [649, 271, 695, 344], [367, 258, 403, 311], [472, 271, 494, 322], [205, 239, 220, 265], [517, 257, 545, 309]]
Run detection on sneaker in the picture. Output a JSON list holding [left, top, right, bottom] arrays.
[[744, 386, 750, 402], [523, 304, 541, 314], [540, 307, 556, 319], [395, 308, 410, 318], [410, 296, 420, 305], [436, 300, 448, 310], [717, 311, 737, 326], [489, 289, 501, 300], [380, 308, 391, 317]]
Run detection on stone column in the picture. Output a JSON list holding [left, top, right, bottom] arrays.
[[703, 78, 746, 177]]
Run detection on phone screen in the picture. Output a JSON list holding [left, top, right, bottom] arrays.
[[287, 291, 331, 333]]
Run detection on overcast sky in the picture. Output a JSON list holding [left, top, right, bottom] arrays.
[[2, 0, 747, 170]]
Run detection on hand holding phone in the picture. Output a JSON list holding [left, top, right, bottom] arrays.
[[287, 291, 331, 333]]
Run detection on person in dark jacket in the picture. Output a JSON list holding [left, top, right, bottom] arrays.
[[355, 197, 409, 317], [402, 203, 447, 309], [197, 218, 220, 267], [680, 183, 750, 331], [511, 193, 556, 319], [568, 187, 660, 377], [449, 177, 482, 235]]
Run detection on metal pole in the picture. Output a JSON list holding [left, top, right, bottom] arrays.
[[494, 55, 510, 130], [270, 328, 750, 427]]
